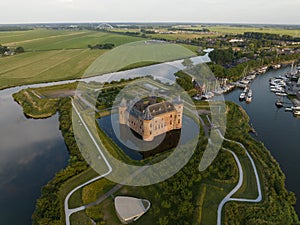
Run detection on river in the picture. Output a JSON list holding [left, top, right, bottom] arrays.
[[225, 66, 300, 216], [0, 88, 69, 224]]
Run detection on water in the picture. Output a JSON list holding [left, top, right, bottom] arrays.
[[98, 114, 200, 160], [225, 67, 300, 216], [0, 88, 69, 225]]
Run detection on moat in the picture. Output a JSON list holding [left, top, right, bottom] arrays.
[[98, 113, 199, 160]]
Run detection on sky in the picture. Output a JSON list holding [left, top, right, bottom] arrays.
[[1, 0, 300, 24]]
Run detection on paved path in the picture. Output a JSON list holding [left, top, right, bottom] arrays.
[[216, 129, 262, 225], [64, 101, 113, 225]]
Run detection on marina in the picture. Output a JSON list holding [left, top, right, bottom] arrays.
[[268, 63, 300, 117], [224, 66, 300, 216]]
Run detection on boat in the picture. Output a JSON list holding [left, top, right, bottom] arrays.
[[246, 95, 252, 103], [239, 92, 246, 101], [293, 111, 300, 117], [285, 108, 293, 112], [246, 89, 253, 103], [291, 106, 300, 111], [273, 64, 281, 69], [246, 74, 256, 80], [275, 92, 287, 97], [248, 89, 253, 97], [275, 99, 283, 108]]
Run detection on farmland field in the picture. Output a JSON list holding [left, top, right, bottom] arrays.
[[208, 25, 300, 36], [0, 29, 144, 50], [0, 29, 146, 89], [0, 49, 106, 89]]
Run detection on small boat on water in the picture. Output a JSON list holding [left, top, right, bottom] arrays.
[[285, 108, 293, 112], [291, 106, 300, 111], [248, 89, 253, 97], [275, 99, 284, 108], [276, 92, 287, 97], [239, 92, 246, 101], [293, 111, 300, 117], [246, 89, 253, 103], [246, 95, 252, 103]]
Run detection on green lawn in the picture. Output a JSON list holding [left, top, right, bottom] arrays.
[[0, 29, 73, 45], [231, 148, 259, 199], [0, 29, 144, 50], [0, 49, 105, 89], [84, 41, 196, 77]]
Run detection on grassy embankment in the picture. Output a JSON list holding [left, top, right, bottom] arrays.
[[222, 102, 299, 224]]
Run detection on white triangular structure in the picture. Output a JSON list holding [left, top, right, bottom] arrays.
[[115, 196, 151, 224]]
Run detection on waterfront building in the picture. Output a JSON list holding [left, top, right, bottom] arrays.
[[119, 96, 183, 141]]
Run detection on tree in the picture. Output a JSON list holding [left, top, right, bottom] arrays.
[[15, 46, 24, 53]]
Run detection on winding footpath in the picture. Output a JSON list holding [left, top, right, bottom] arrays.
[[216, 129, 263, 225], [64, 101, 113, 225]]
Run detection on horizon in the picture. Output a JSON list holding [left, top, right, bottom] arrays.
[[1, 0, 299, 25], [1, 21, 300, 26]]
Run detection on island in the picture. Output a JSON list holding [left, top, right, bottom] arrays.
[[2, 23, 299, 225]]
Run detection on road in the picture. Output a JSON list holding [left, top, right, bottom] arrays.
[[216, 129, 262, 225]]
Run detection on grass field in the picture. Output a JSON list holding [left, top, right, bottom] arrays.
[[84, 41, 196, 77], [0, 29, 144, 50], [0, 29, 148, 90], [0, 29, 198, 90], [148, 32, 218, 40], [0, 49, 105, 89]]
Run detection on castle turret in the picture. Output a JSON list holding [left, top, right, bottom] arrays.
[[143, 108, 154, 141], [119, 98, 127, 125], [173, 96, 183, 129]]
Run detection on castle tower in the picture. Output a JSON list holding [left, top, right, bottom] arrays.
[[119, 98, 127, 125], [143, 109, 154, 141], [173, 96, 183, 129]]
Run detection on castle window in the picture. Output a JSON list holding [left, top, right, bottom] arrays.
[[178, 119, 180, 124], [170, 115, 172, 118]]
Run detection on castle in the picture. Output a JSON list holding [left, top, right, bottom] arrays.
[[119, 96, 183, 141]]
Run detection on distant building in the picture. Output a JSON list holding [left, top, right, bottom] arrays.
[[119, 96, 183, 141], [229, 39, 244, 43]]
